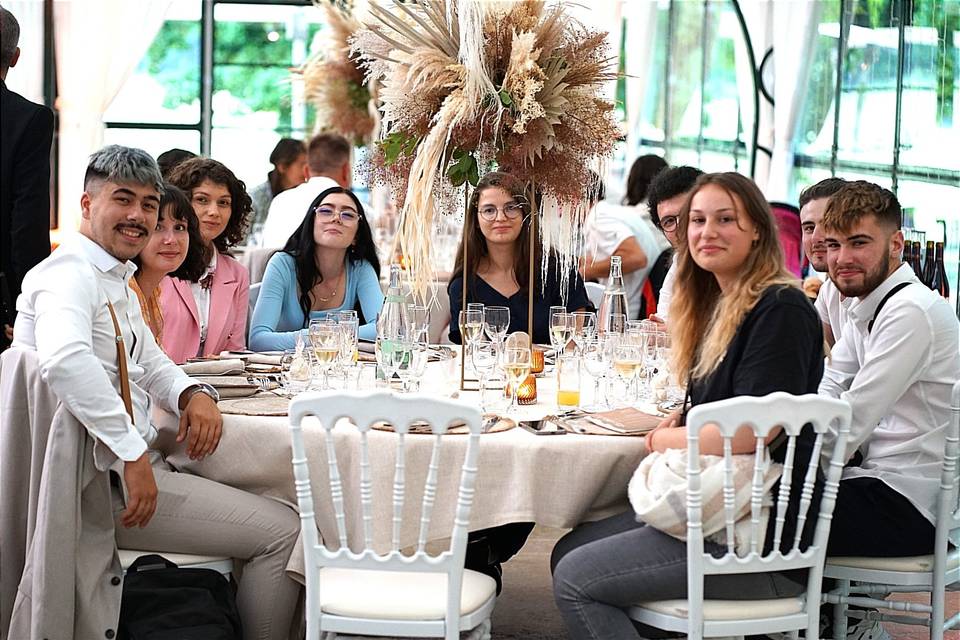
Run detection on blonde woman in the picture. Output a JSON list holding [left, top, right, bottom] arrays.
[[551, 173, 825, 639]]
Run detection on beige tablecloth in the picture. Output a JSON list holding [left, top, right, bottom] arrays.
[[158, 351, 648, 578]]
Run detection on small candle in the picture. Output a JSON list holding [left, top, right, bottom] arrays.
[[531, 347, 545, 374], [516, 373, 538, 405]]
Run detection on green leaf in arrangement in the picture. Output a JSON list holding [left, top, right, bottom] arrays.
[[381, 130, 419, 166], [499, 89, 513, 107]]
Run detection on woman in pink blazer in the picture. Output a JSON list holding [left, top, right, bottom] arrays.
[[161, 158, 252, 363]]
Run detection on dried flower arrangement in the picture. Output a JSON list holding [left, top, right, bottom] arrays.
[[299, 1, 378, 146], [352, 0, 622, 299]]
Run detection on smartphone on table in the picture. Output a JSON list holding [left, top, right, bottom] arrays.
[[519, 419, 566, 436]]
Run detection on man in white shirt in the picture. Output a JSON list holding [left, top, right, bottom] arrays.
[[260, 132, 351, 247], [14, 145, 300, 640], [798, 177, 848, 347], [644, 166, 703, 322], [819, 180, 957, 559]]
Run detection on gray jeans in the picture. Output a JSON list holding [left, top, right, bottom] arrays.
[[551, 510, 804, 640], [112, 455, 301, 640]]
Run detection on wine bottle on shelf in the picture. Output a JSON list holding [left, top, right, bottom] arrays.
[[929, 242, 950, 299], [902, 241, 913, 267], [911, 240, 924, 279], [922, 240, 936, 287], [597, 255, 628, 334]]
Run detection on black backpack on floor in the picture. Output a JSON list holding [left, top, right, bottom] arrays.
[[118, 554, 243, 640]]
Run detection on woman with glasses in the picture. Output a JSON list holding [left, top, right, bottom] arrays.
[[447, 171, 592, 345], [161, 158, 253, 363], [249, 186, 382, 351]]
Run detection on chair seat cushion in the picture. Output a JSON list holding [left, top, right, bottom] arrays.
[[636, 597, 805, 621], [827, 548, 959, 573], [117, 549, 232, 569], [318, 567, 497, 620]]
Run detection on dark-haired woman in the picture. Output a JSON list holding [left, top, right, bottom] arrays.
[[130, 184, 206, 345], [447, 171, 592, 345], [160, 157, 252, 363], [247, 138, 307, 235], [249, 186, 383, 351]]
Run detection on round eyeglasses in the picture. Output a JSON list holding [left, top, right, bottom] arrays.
[[314, 206, 361, 224], [659, 215, 679, 232], [478, 203, 525, 221]]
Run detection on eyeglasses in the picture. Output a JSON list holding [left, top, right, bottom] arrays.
[[660, 215, 679, 232], [478, 203, 525, 221], [315, 206, 361, 224]]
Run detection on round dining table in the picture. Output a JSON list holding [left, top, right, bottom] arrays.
[[156, 350, 650, 578]]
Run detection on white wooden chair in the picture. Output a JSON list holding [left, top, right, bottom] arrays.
[[117, 550, 234, 577], [627, 391, 852, 640], [287, 390, 496, 640], [822, 380, 960, 640]]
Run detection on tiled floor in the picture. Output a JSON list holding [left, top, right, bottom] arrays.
[[491, 527, 958, 639]]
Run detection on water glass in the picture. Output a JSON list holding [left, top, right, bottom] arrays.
[[556, 353, 581, 409], [280, 349, 312, 395], [581, 338, 608, 410], [410, 304, 430, 337], [472, 340, 499, 399]]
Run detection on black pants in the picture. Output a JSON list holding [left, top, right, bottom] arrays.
[[465, 522, 535, 569], [827, 477, 934, 557]]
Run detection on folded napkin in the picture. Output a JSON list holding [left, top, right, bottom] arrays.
[[181, 359, 245, 376], [565, 407, 661, 436], [193, 375, 260, 399], [219, 351, 283, 366]]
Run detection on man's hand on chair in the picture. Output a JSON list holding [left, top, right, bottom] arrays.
[[177, 392, 223, 460], [121, 453, 158, 528]]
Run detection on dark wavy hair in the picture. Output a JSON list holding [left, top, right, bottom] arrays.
[[132, 183, 206, 281], [267, 138, 306, 196], [167, 157, 253, 253], [646, 165, 704, 228], [623, 154, 668, 206], [281, 186, 381, 320]]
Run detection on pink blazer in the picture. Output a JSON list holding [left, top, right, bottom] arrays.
[[159, 252, 249, 364]]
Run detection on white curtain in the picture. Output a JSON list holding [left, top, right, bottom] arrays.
[[765, 0, 823, 200], [732, 0, 772, 184], [53, 0, 171, 235], [624, 0, 660, 161], [3, 0, 44, 104]]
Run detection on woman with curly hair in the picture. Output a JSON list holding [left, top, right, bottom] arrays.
[[161, 157, 253, 363], [130, 183, 206, 346]]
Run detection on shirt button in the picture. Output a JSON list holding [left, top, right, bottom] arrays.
[[105, 630, 116, 639], [111, 576, 121, 586]]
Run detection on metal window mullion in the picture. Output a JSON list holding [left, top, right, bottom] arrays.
[[891, 0, 909, 194], [697, 0, 709, 165], [730, 0, 761, 178], [830, 0, 850, 177], [200, 0, 214, 156], [664, 0, 677, 163]]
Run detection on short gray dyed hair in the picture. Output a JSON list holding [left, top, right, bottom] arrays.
[[84, 145, 164, 195], [0, 5, 20, 70]]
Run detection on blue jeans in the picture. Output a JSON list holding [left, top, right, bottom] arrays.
[[551, 510, 804, 640]]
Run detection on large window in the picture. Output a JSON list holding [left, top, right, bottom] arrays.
[[792, 0, 960, 301], [103, 0, 325, 188]]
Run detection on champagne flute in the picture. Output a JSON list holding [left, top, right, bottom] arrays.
[[471, 339, 499, 409], [409, 328, 430, 392], [458, 308, 484, 372], [572, 311, 597, 355], [501, 345, 532, 415], [483, 306, 510, 350], [549, 312, 574, 356]]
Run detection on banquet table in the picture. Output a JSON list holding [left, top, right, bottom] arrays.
[[157, 350, 650, 578]]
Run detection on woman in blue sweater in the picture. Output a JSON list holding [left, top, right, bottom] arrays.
[[249, 186, 383, 350]]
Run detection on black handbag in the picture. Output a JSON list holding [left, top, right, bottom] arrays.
[[118, 554, 243, 640]]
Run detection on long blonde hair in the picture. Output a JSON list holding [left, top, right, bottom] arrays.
[[669, 173, 797, 381]]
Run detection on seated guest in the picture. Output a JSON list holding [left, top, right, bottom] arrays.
[[261, 133, 352, 248], [249, 186, 382, 350], [581, 160, 671, 319], [551, 172, 824, 640], [818, 181, 959, 639], [448, 171, 592, 345], [130, 183, 206, 344], [13, 145, 300, 640], [644, 165, 703, 323], [156, 147, 197, 179], [247, 138, 307, 237], [798, 177, 848, 346], [162, 157, 251, 363]]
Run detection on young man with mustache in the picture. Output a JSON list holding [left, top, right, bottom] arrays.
[[817, 180, 959, 639]]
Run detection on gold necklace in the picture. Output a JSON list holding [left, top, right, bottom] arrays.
[[314, 271, 344, 303]]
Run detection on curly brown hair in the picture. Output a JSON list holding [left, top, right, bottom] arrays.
[[821, 180, 901, 234], [167, 157, 253, 252]]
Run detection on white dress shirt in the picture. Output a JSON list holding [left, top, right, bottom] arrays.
[[584, 201, 671, 319], [14, 234, 197, 462], [814, 277, 849, 343], [260, 176, 338, 248], [189, 251, 217, 354], [656, 255, 678, 321], [819, 263, 960, 523]]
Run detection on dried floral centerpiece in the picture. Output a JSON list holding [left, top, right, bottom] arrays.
[[299, 1, 378, 146], [352, 0, 621, 300]]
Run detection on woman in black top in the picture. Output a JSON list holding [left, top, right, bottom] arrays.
[[550, 172, 824, 639], [447, 171, 592, 344]]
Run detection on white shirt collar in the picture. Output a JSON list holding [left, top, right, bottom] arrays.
[[847, 263, 917, 326], [74, 233, 138, 280]]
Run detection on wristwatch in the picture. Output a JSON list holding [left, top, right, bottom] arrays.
[[184, 382, 220, 404]]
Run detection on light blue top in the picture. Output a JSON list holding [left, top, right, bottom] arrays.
[[249, 251, 383, 351]]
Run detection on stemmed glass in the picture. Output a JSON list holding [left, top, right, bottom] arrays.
[[410, 305, 430, 339], [571, 311, 597, 355], [501, 345, 532, 415], [408, 328, 430, 392], [581, 338, 609, 411], [471, 339, 499, 410], [393, 335, 416, 392], [550, 311, 574, 357], [376, 335, 401, 390], [612, 342, 643, 405], [483, 306, 510, 352], [309, 321, 340, 390], [641, 330, 668, 400], [458, 308, 484, 373]]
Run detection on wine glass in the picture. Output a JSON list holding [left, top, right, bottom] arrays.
[[612, 342, 643, 404], [580, 338, 609, 411], [571, 311, 597, 355], [376, 335, 400, 390], [549, 312, 574, 356], [471, 339, 499, 409], [408, 328, 430, 391], [458, 308, 484, 372], [483, 306, 510, 349], [393, 336, 415, 392], [310, 321, 341, 390], [410, 304, 430, 338], [501, 345, 532, 415]]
